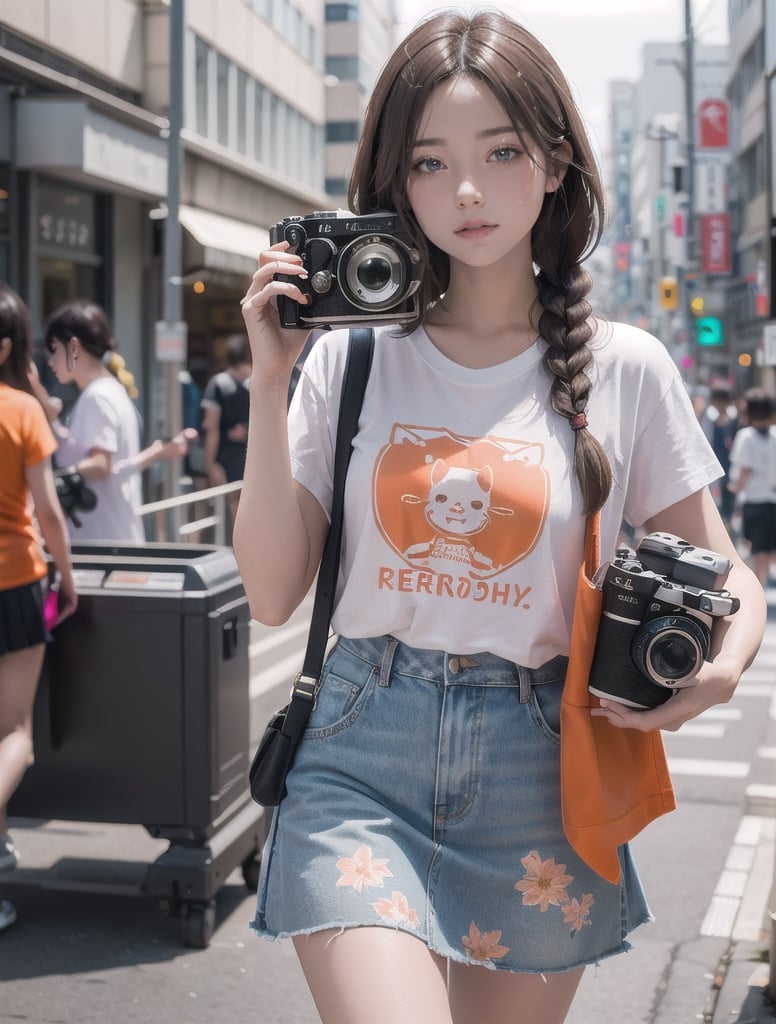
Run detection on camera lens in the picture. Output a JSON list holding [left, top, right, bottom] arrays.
[[650, 635, 697, 677], [632, 615, 709, 688], [356, 256, 393, 292], [340, 237, 408, 311]]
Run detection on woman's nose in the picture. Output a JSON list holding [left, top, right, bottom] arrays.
[[455, 177, 484, 208]]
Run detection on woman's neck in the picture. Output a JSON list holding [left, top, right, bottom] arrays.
[[423, 260, 541, 367], [75, 358, 111, 391]]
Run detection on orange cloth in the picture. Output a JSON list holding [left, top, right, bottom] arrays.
[[560, 511, 676, 884], [0, 382, 58, 590]]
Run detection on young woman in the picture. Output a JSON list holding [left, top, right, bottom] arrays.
[[0, 283, 78, 932], [235, 11, 766, 1023], [35, 301, 194, 543]]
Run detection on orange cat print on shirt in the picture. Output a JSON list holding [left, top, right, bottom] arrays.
[[373, 425, 550, 579]]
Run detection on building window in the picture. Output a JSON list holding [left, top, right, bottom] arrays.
[[216, 54, 230, 147], [326, 120, 360, 143], [326, 176, 349, 196], [326, 3, 359, 20], [253, 82, 267, 164], [326, 55, 360, 80], [236, 68, 249, 154], [190, 34, 323, 191], [195, 37, 210, 137]]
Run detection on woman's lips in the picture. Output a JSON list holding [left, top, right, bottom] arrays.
[[455, 223, 497, 239]]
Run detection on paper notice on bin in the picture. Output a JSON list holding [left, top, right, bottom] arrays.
[[103, 570, 187, 591], [72, 569, 107, 588]]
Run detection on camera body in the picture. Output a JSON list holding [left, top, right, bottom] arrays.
[[588, 532, 740, 709], [270, 210, 422, 329], [54, 467, 97, 527]]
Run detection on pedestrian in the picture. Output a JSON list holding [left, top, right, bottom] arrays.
[[0, 284, 78, 932], [235, 11, 766, 1023], [201, 333, 252, 529], [728, 387, 776, 586], [701, 385, 738, 529], [31, 300, 194, 542]]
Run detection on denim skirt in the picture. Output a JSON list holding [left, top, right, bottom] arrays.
[[253, 635, 651, 973]]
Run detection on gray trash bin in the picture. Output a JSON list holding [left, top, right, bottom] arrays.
[[10, 541, 264, 947]]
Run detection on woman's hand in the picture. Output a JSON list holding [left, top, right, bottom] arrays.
[[28, 360, 63, 422], [54, 577, 79, 626], [240, 241, 312, 382], [591, 652, 740, 733]]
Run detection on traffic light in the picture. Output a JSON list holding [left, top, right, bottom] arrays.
[[690, 295, 705, 315], [696, 316, 724, 346], [659, 277, 678, 310]]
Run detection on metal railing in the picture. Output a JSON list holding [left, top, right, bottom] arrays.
[[138, 479, 242, 545]]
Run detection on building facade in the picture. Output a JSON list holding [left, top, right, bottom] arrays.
[[607, 35, 729, 387], [324, 0, 396, 205], [0, 0, 394, 443]]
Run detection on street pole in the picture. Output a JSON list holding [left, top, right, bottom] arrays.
[[161, 0, 185, 501], [684, 0, 697, 377]]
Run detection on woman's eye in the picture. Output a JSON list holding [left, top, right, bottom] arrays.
[[489, 146, 520, 163], [412, 156, 444, 173]]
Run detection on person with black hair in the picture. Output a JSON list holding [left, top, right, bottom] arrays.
[[33, 301, 194, 542], [0, 283, 77, 931]]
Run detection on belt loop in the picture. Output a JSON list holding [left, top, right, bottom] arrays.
[[517, 664, 532, 704], [379, 636, 399, 687]]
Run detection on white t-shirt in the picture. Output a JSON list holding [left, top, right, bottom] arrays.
[[288, 321, 721, 667], [729, 425, 776, 503], [58, 376, 144, 543]]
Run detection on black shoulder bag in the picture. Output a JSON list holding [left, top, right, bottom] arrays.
[[249, 327, 374, 807]]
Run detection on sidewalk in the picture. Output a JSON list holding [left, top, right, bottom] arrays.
[[704, 581, 776, 1023]]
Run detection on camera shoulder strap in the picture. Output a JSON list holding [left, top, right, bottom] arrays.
[[287, 327, 374, 716]]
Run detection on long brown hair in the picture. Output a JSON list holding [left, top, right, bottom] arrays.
[[349, 9, 611, 514]]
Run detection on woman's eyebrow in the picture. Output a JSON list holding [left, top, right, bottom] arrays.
[[412, 125, 517, 148]]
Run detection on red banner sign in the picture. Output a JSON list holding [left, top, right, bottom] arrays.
[[701, 213, 731, 274], [698, 98, 729, 149]]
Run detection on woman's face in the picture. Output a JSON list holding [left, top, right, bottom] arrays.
[[406, 76, 563, 272], [47, 338, 76, 385]]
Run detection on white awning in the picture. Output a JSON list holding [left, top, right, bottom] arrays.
[[179, 205, 268, 276]]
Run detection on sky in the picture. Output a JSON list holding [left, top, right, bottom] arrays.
[[394, 1, 729, 156]]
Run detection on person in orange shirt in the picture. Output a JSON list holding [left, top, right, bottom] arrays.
[[0, 283, 78, 931]]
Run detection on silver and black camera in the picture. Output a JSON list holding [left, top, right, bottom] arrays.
[[588, 533, 740, 709], [269, 210, 422, 328]]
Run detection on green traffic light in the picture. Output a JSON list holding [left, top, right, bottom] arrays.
[[696, 316, 724, 346]]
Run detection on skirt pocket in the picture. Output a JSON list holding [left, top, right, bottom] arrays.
[[306, 641, 378, 739]]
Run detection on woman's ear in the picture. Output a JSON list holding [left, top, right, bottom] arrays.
[[545, 139, 573, 194], [0, 336, 11, 367]]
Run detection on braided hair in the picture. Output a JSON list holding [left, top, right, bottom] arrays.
[[349, 9, 612, 514]]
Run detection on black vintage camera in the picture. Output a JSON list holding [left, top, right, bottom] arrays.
[[588, 533, 740, 709], [270, 210, 422, 328], [54, 467, 97, 528]]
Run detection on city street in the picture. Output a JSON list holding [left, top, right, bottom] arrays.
[[0, 593, 774, 1024]]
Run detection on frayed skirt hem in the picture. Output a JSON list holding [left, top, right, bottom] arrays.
[[248, 912, 653, 975]]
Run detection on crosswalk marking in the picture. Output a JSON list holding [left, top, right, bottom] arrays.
[[249, 650, 304, 700], [701, 815, 775, 940], [734, 682, 775, 698], [666, 757, 749, 778], [675, 723, 725, 739], [248, 619, 310, 660], [697, 707, 743, 721]]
